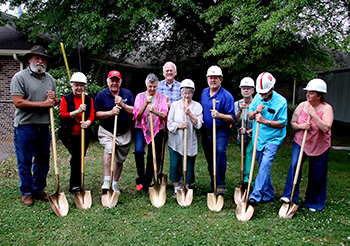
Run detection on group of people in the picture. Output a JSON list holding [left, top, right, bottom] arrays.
[[11, 45, 333, 214]]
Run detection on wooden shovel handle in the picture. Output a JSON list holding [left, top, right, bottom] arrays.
[[60, 43, 71, 80], [81, 92, 85, 187], [213, 99, 217, 192], [240, 108, 245, 185], [110, 114, 118, 174], [245, 121, 260, 201], [49, 107, 59, 175], [183, 99, 188, 184], [149, 111, 158, 185], [290, 114, 311, 202]]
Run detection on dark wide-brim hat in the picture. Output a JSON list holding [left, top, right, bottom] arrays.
[[25, 45, 52, 59]]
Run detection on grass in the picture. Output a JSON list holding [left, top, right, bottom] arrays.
[[1, 132, 350, 245]]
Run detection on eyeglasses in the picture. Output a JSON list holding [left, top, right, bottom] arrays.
[[165, 69, 174, 73], [183, 91, 193, 96]]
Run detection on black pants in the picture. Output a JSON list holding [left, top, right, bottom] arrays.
[[61, 135, 89, 192], [144, 129, 164, 191]]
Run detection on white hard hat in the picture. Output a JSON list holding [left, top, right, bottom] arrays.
[[240, 77, 255, 88], [256, 72, 275, 93], [70, 72, 87, 84], [303, 78, 327, 93], [206, 65, 223, 77], [180, 79, 195, 90]]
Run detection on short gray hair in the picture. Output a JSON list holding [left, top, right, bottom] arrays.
[[163, 61, 177, 72], [145, 73, 159, 86], [181, 87, 194, 93]]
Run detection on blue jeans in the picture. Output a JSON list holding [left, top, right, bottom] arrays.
[[169, 147, 196, 184], [202, 128, 230, 187], [14, 125, 51, 196], [282, 141, 329, 210], [249, 143, 280, 202]]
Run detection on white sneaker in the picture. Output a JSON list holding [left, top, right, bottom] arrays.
[[101, 180, 110, 190], [280, 197, 290, 203], [112, 183, 120, 192], [309, 208, 316, 212]]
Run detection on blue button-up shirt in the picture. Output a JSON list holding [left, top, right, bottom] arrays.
[[157, 79, 181, 103]]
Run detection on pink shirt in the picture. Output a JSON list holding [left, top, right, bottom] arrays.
[[294, 103, 331, 156], [133, 92, 168, 144]]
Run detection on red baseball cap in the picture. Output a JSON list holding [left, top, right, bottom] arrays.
[[107, 70, 122, 80]]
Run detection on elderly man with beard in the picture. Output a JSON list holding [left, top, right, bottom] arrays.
[[11, 45, 59, 206], [94, 70, 134, 193]]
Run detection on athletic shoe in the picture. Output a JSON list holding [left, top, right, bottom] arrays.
[[101, 180, 110, 190], [172, 192, 177, 198], [216, 186, 226, 196], [248, 198, 258, 207], [309, 208, 316, 212], [112, 183, 120, 192], [136, 184, 143, 191], [280, 197, 290, 203]]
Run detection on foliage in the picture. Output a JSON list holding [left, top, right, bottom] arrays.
[[203, 0, 350, 82], [1, 0, 349, 87], [0, 134, 350, 244]]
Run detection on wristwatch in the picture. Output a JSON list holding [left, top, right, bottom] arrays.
[[267, 120, 271, 126]]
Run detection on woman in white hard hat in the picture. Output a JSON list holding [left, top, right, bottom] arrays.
[[234, 77, 255, 190], [132, 73, 168, 193], [281, 78, 334, 212], [58, 72, 95, 193], [167, 79, 203, 198]]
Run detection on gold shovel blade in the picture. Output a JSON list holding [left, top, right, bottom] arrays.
[[149, 185, 166, 208], [74, 190, 92, 209], [279, 202, 299, 219], [177, 188, 193, 207], [207, 193, 224, 212], [48, 192, 69, 217], [234, 188, 247, 205], [236, 202, 255, 221], [101, 190, 120, 208]]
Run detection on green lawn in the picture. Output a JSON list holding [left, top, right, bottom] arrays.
[[1, 133, 349, 245]]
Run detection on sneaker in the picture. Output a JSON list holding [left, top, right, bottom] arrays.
[[248, 198, 258, 207], [216, 186, 226, 196], [280, 197, 290, 203], [33, 192, 49, 201], [309, 208, 316, 212], [70, 187, 82, 194], [172, 192, 177, 198], [101, 180, 110, 190], [136, 184, 143, 191], [21, 195, 34, 206], [112, 183, 120, 192]]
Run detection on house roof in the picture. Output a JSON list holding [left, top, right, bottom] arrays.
[[0, 12, 36, 55]]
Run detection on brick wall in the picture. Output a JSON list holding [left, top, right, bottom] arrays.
[[0, 56, 19, 160], [0, 56, 21, 100]]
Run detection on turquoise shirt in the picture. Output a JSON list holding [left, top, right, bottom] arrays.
[[248, 91, 287, 151]]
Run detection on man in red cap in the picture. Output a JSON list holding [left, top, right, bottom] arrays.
[[94, 70, 134, 193], [11, 45, 59, 206]]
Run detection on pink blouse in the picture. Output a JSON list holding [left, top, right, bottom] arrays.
[[294, 103, 331, 156], [133, 92, 168, 144]]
